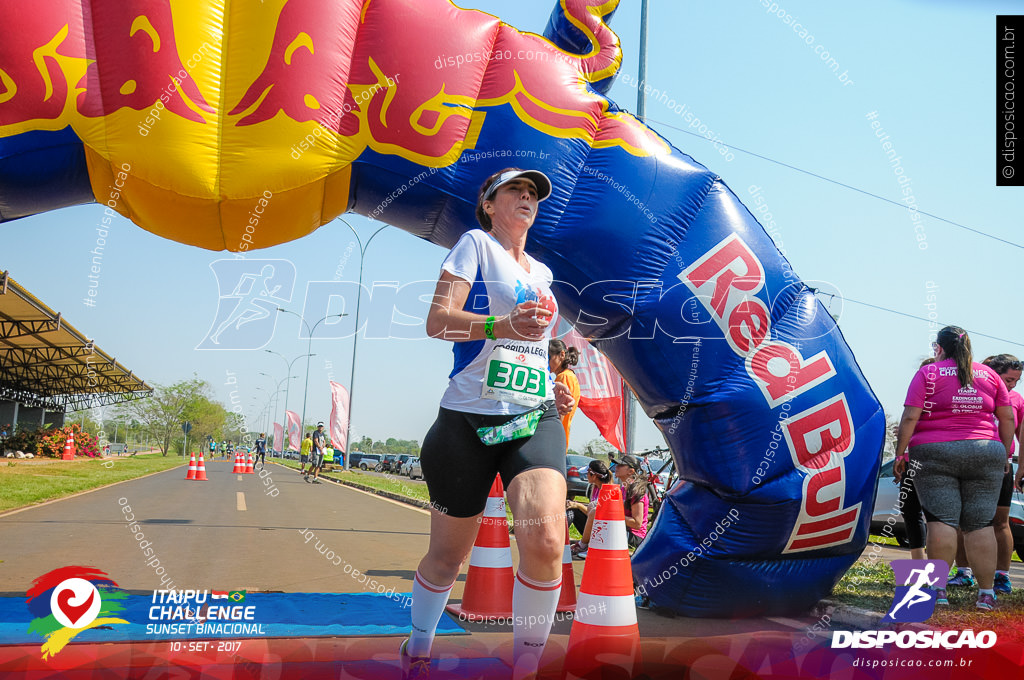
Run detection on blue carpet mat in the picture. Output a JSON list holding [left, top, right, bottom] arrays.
[[0, 592, 465, 644]]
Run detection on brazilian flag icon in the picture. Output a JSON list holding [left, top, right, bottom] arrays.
[[229, 591, 246, 602]]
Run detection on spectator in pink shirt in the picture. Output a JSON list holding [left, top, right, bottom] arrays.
[[893, 326, 1015, 612], [610, 455, 651, 548], [947, 354, 1023, 594]]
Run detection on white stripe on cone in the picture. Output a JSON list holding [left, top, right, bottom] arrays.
[[563, 544, 572, 563], [588, 520, 627, 552], [468, 545, 513, 569], [484, 495, 506, 518], [574, 592, 637, 626]]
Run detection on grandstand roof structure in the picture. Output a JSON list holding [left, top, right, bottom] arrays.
[[0, 271, 151, 410]]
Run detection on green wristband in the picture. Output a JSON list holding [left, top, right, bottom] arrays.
[[484, 316, 496, 340]]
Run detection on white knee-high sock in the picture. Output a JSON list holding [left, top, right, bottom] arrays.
[[408, 570, 455, 658], [512, 571, 561, 680]]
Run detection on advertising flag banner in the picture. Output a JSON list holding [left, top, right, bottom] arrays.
[[329, 381, 350, 453], [556, 319, 626, 451], [285, 410, 300, 451], [273, 423, 284, 453]]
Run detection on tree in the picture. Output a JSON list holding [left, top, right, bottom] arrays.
[[583, 437, 616, 458], [124, 377, 215, 456], [182, 393, 227, 448], [883, 411, 899, 461], [224, 412, 248, 443]]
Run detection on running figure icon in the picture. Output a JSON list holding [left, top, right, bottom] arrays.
[[887, 562, 939, 619], [210, 264, 282, 344]]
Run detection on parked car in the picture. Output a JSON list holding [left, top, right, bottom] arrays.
[[870, 459, 910, 546], [394, 454, 414, 475], [350, 452, 383, 470], [378, 453, 401, 473], [565, 454, 594, 500], [407, 457, 423, 480], [1009, 458, 1024, 561]]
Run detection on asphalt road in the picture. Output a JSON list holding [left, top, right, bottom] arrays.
[[0, 460, 428, 596], [0, 460, 834, 639]]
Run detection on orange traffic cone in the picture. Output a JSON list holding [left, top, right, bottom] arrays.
[[232, 451, 246, 474], [446, 475, 514, 620], [556, 517, 578, 613], [245, 452, 255, 474], [62, 432, 76, 460], [563, 484, 640, 679], [193, 452, 208, 481], [185, 452, 197, 480]]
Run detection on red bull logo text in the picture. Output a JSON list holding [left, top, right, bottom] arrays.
[[681, 234, 859, 553]]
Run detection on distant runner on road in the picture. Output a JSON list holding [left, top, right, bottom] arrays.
[[253, 433, 266, 469]]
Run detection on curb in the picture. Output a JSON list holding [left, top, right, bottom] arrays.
[[338, 478, 434, 511], [270, 462, 434, 512], [812, 599, 930, 632]]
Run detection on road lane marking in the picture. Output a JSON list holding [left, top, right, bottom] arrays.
[[237, 492, 247, 511]]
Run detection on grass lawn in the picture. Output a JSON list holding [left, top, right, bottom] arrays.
[[345, 469, 432, 505], [870, 532, 1021, 562], [297, 464, 585, 536], [273, 461, 437, 506], [0, 453, 185, 512]]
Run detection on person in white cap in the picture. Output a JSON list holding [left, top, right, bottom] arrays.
[[400, 168, 575, 680]]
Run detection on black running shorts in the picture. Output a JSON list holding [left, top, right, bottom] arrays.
[[419, 404, 567, 517], [997, 464, 1014, 507]]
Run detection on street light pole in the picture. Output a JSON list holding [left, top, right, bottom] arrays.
[[336, 218, 389, 470], [260, 373, 296, 455], [254, 387, 268, 434], [277, 309, 347, 439], [622, 0, 650, 455], [265, 351, 315, 451]]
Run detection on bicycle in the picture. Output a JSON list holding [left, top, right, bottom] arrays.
[[637, 447, 675, 522]]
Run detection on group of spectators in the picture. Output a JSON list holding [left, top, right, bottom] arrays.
[[567, 456, 651, 560], [550, 339, 652, 560], [894, 325, 1021, 612]]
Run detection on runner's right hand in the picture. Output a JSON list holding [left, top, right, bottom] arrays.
[[502, 301, 551, 340]]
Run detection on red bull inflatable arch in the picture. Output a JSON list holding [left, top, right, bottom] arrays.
[[0, 0, 884, 617]]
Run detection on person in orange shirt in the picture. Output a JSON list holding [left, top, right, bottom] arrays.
[[549, 339, 580, 443]]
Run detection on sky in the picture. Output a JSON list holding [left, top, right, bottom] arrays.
[[2, 0, 1021, 453]]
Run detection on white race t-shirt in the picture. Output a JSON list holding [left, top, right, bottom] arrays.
[[439, 229, 557, 415]]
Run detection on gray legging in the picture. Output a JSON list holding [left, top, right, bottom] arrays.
[[909, 439, 1005, 532]]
